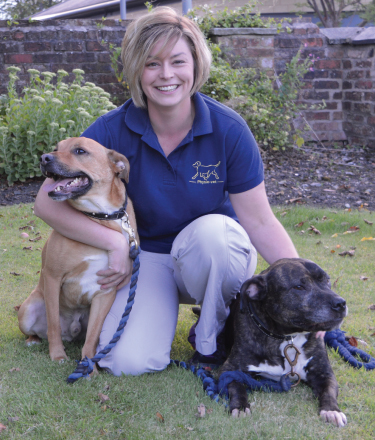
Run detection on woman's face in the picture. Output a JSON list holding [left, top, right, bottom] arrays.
[[140, 36, 195, 112]]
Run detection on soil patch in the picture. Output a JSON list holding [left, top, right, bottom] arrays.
[[1, 146, 374, 211]]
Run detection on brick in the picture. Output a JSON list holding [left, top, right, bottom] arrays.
[[83, 63, 113, 74], [54, 41, 83, 51], [0, 42, 19, 52], [365, 92, 375, 101], [33, 53, 64, 63], [314, 60, 340, 69], [346, 70, 364, 79], [343, 81, 352, 89], [344, 91, 362, 101], [302, 91, 329, 100], [293, 28, 307, 35], [278, 38, 300, 48], [355, 60, 372, 68], [330, 70, 342, 79], [305, 111, 330, 120], [325, 48, 345, 59], [98, 53, 111, 63], [314, 80, 339, 89], [333, 92, 342, 100], [354, 103, 371, 112], [343, 101, 351, 111], [24, 42, 52, 52], [333, 112, 343, 120], [4, 53, 32, 63], [232, 37, 247, 49], [342, 60, 352, 69], [86, 41, 105, 51], [325, 101, 338, 110], [304, 70, 328, 80], [244, 48, 274, 58], [313, 121, 339, 131], [303, 38, 324, 47], [12, 31, 25, 41], [66, 52, 96, 63], [355, 80, 373, 89]]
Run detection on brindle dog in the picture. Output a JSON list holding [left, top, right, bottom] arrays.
[[220, 258, 348, 427]]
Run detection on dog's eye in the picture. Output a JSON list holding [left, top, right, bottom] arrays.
[[74, 148, 87, 155], [294, 285, 305, 291]]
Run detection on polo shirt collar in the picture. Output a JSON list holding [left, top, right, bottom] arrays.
[[124, 93, 213, 139]]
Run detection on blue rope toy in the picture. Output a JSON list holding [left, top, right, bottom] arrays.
[[324, 328, 375, 370], [66, 244, 141, 383]]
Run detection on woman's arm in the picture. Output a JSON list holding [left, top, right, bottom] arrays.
[[34, 178, 132, 290], [229, 181, 298, 264]]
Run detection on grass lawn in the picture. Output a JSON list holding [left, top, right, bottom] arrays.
[[0, 203, 374, 439]]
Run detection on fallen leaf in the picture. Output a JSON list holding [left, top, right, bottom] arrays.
[[98, 393, 109, 403], [7, 417, 19, 423], [195, 403, 206, 418], [331, 250, 335, 254], [364, 219, 373, 225], [22, 246, 32, 251], [294, 221, 305, 228], [333, 276, 341, 289], [336, 245, 341, 249], [347, 336, 358, 347], [0, 423, 7, 432], [368, 304, 375, 311], [322, 216, 328, 220], [349, 225, 360, 231], [361, 237, 375, 241], [29, 236, 42, 242], [360, 276, 369, 281], [156, 412, 164, 423], [307, 225, 321, 235], [331, 233, 338, 238], [371, 332, 375, 337], [10, 272, 21, 276], [20, 232, 29, 238], [316, 240, 322, 245], [338, 250, 355, 257], [280, 211, 288, 217], [186, 426, 194, 431], [9, 367, 20, 372]]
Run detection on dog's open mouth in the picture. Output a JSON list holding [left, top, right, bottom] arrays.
[[42, 171, 92, 200]]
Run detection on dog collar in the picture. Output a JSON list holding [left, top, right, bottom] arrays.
[[247, 301, 293, 341], [81, 182, 128, 221]]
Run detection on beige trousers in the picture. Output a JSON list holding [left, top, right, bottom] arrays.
[[96, 214, 257, 376]]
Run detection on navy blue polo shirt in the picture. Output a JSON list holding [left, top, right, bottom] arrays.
[[81, 93, 264, 254]]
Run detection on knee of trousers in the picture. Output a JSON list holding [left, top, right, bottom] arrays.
[[172, 214, 252, 273], [100, 347, 170, 377]]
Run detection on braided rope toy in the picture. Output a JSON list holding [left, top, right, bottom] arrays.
[[67, 245, 140, 383], [324, 328, 375, 370]]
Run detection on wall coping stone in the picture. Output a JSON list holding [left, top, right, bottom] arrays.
[[320, 27, 375, 45], [210, 27, 278, 36]]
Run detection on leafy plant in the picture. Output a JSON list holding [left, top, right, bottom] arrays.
[[0, 67, 117, 185]]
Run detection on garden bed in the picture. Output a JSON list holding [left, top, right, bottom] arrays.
[[1, 145, 374, 211]]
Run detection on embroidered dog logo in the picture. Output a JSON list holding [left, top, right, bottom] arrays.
[[192, 161, 221, 181]]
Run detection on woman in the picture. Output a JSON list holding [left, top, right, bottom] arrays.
[[34, 7, 299, 376]]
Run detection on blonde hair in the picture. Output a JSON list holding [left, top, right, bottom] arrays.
[[121, 7, 212, 108]]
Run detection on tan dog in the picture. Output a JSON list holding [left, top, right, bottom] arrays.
[[18, 137, 138, 364]]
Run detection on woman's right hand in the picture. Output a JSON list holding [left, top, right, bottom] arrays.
[[97, 235, 133, 290]]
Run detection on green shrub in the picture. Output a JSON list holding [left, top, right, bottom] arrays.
[[0, 67, 117, 185]]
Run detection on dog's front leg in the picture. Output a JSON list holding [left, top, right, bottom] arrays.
[[81, 289, 117, 371], [306, 354, 347, 427], [43, 273, 68, 362], [227, 381, 251, 418]]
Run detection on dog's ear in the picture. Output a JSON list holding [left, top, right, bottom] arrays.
[[240, 275, 267, 302], [107, 151, 130, 183]]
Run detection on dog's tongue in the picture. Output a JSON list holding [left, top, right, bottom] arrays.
[[43, 178, 73, 193]]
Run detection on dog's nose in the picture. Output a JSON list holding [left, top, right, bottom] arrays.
[[40, 153, 54, 165], [331, 297, 346, 312]]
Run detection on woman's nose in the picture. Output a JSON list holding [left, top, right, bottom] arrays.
[[160, 63, 173, 79]]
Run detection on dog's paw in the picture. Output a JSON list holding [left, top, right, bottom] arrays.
[[25, 335, 42, 346], [320, 410, 347, 427], [231, 407, 251, 418]]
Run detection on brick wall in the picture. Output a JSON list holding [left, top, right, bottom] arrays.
[[1, 19, 374, 149], [0, 18, 131, 102]]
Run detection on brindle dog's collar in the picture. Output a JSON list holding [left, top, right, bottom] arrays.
[[247, 301, 293, 341], [81, 181, 128, 221]]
